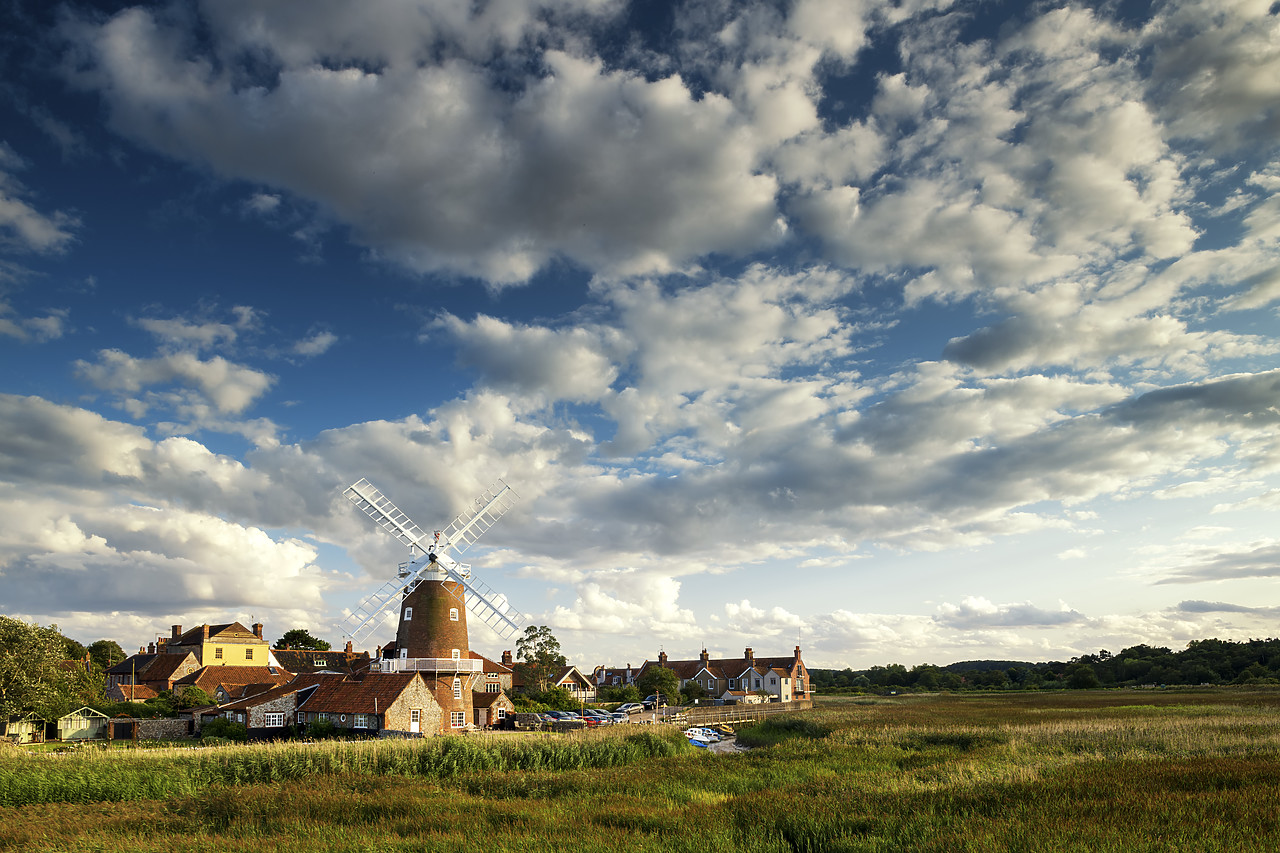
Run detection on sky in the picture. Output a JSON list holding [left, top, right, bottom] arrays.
[[1, 0, 1278, 671]]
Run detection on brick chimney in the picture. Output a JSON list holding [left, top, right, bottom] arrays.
[[659, 650, 668, 666], [794, 645, 802, 660], [700, 648, 710, 664], [345, 640, 353, 654], [202, 625, 210, 640], [501, 650, 513, 666], [147, 641, 156, 654], [171, 625, 182, 641], [252, 622, 264, 640], [745, 647, 754, 664]]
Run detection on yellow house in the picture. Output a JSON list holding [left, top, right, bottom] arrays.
[[162, 622, 272, 667]]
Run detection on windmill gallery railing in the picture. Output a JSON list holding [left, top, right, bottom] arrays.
[[373, 657, 485, 674]]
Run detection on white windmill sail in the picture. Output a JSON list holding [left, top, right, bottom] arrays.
[[341, 478, 525, 645]]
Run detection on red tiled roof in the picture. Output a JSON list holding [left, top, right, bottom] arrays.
[[112, 684, 158, 701], [174, 665, 294, 695], [469, 651, 513, 674], [300, 673, 424, 715]]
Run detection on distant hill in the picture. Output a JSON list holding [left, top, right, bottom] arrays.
[[942, 660, 1037, 673]]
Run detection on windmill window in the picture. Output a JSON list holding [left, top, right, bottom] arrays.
[[449, 608, 459, 622], [452, 678, 462, 700], [451, 648, 461, 660], [403, 607, 413, 621]]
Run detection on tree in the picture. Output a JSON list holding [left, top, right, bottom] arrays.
[[87, 639, 127, 670], [680, 679, 707, 705], [514, 625, 566, 692], [636, 665, 680, 705], [0, 617, 89, 718], [275, 628, 331, 651]]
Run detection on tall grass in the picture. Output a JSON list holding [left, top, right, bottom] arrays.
[[0, 727, 686, 807], [3, 690, 1279, 852]]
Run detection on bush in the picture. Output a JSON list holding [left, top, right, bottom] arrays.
[[200, 717, 248, 742]]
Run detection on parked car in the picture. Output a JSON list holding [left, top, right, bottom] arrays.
[[582, 709, 613, 726], [615, 703, 643, 714], [642, 695, 669, 710], [610, 712, 628, 724]]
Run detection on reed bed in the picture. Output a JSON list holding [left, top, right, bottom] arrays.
[[3, 690, 1278, 852]]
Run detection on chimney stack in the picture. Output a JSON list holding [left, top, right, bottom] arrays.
[[147, 642, 156, 654], [252, 622, 264, 640], [700, 648, 710, 664], [345, 640, 353, 654], [745, 647, 754, 664], [172, 625, 182, 640], [659, 650, 668, 666], [501, 650, 513, 666], [794, 645, 801, 660], [202, 625, 210, 640]]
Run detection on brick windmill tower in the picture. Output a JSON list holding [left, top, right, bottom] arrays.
[[342, 479, 524, 730]]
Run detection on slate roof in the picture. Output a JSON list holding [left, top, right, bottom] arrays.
[[107, 653, 162, 677], [272, 649, 373, 675]]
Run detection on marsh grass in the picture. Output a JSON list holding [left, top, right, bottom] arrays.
[[3, 690, 1278, 852]]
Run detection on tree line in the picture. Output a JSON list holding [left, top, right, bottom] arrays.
[[810, 638, 1280, 693]]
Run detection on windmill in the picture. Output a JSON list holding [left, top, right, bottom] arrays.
[[340, 478, 525, 729]]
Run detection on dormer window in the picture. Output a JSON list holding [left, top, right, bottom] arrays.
[[403, 607, 413, 621]]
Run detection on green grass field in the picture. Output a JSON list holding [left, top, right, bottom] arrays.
[[3, 690, 1278, 851]]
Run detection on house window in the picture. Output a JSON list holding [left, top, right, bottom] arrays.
[[411, 710, 420, 725], [486, 683, 501, 693], [353, 714, 369, 729], [450, 711, 464, 728], [314, 658, 325, 667], [404, 607, 413, 621], [264, 713, 284, 727], [449, 608, 459, 622], [728, 678, 735, 689], [318, 713, 329, 722], [771, 676, 777, 685], [453, 678, 462, 700], [246, 648, 253, 660], [496, 708, 506, 720], [215, 647, 223, 660]]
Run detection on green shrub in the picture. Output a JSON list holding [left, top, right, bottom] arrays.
[[200, 718, 248, 742]]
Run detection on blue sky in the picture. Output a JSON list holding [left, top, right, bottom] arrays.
[[1, 0, 1278, 670]]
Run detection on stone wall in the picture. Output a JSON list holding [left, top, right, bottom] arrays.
[[382, 674, 444, 736]]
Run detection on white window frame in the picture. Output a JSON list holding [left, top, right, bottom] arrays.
[[453, 677, 462, 700], [354, 714, 369, 729], [403, 607, 413, 621], [264, 712, 284, 727], [486, 683, 501, 693], [450, 711, 464, 728], [449, 607, 459, 622], [496, 708, 506, 720], [451, 648, 461, 660]]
